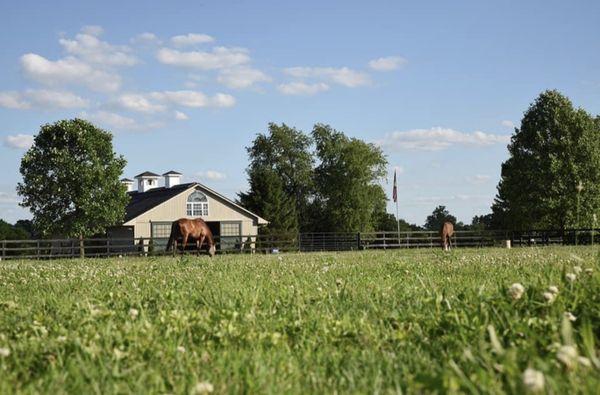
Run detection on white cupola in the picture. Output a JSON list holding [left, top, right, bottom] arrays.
[[134, 171, 161, 193], [120, 178, 134, 192], [163, 170, 182, 188]]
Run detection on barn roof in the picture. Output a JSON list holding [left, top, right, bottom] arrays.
[[124, 183, 195, 222], [135, 171, 160, 178], [162, 170, 182, 175], [123, 182, 268, 224]]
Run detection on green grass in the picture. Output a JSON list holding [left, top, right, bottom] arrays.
[[1, 247, 599, 394]]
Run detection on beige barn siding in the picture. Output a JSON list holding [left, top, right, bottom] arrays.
[[125, 186, 260, 238]]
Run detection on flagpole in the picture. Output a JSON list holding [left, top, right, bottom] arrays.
[[393, 169, 400, 245], [396, 194, 400, 245]]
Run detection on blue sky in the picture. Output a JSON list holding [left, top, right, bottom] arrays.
[[1, 0, 599, 225]]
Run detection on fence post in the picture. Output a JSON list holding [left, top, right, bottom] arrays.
[[106, 238, 110, 256], [79, 235, 85, 258], [1, 240, 5, 260], [37, 240, 40, 259], [356, 232, 361, 250]]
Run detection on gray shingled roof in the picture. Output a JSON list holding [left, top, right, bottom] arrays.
[[134, 171, 160, 178], [124, 183, 196, 222]]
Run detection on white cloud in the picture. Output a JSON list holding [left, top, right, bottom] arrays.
[[0, 91, 30, 109], [284, 66, 371, 87], [197, 170, 226, 181], [59, 32, 137, 67], [20, 53, 122, 92], [131, 32, 160, 45], [378, 127, 511, 151], [81, 25, 104, 36], [277, 82, 330, 95], [82, 110, 139, 130], [466, 174, 491, 184], [115, 93, 166, 113], [217, 67, 271, 89], [156, 47, 250, 70], [0, 191, 20, 204], [80, 111, 163, 132], [0, 89, 88, 109], [368, 56, 407, 71], [170, 33, 214, 47], [501, 120, 515, 128], [211, 93, 236, 107], [3, 134, 34, 149], [26, 89, 89, 109], [149, 90, 235, 108], [174, 111, 189, 120]]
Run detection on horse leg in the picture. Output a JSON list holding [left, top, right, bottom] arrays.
[[173, 239, 177, 257], [182, 234, 189, 255], [198, 235, 206, 256]]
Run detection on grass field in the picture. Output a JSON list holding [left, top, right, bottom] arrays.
[[1, 247, 599, 394]]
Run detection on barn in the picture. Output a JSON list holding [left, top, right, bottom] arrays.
[[110, 171, 268, 251]]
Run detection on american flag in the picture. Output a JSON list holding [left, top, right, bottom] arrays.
[[392, 170, 397, 203]]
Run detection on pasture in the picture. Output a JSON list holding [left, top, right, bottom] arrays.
[[0, 247, 599, 393]]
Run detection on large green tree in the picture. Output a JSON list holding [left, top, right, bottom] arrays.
[[424, 205, 458, 231], [239, 167, 298, 234], [0, 219, 30, 240], [238, 123, 313, 232], [492, 90, 600, 230], [312, 124, 388, 232], [17, 119, 129, 238]]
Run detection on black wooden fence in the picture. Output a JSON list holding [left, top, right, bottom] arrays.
[[0, 229, 598, 260]]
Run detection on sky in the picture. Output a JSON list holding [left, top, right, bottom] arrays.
[[1, 0, 599, 226]]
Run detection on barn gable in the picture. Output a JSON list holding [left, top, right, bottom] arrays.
[[121, 181, 267, 241]]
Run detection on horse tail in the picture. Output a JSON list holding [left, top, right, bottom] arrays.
[[166, 221, 179, 251]]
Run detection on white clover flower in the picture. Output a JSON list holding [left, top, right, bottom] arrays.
[[585, 268, 593, 275], [0, 347, 10, 357], [578, 356, 592, 367], [335, 278, 343, 287], [129, 308, 139, 320], [543, 292, 556, 304], [522, 368, 545, 392], [566, 273, 577, 282], [193, 381, 214, 394], [177, 346, 186, 353], [508, 283, 525, 300], [564, 312, 577, 322], [548, 285, 559, 294], [557, 345, 578, 369], [573, 266, 583, 275]]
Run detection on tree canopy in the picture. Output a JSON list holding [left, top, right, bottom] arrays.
[[311, 124, 387, 232], [492, 90, 600, 230], [239, 123, 389, 233], [424, 205, 457, 231], [0, 219, 31, 240], [238, 123, 312, 233], [17, 119, 129, 237]]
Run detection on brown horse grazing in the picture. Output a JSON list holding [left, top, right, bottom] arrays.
[[441, 221, 454, 251], [166, 218, 216, 257]]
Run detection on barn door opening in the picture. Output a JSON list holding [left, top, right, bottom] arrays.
[[220, 221, 242, 252]]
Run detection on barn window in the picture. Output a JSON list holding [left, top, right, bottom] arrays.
[[186, 191, 209, 217]]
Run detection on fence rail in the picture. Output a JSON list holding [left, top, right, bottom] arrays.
[[0, 228, 598, 260]]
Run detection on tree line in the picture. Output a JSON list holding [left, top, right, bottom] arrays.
[[3, 89, 599, 239], [237, 123, 389, 234]]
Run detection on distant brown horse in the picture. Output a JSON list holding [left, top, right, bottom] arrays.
[[166, 218, 216, 257], [441, 222, 454, 251]]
